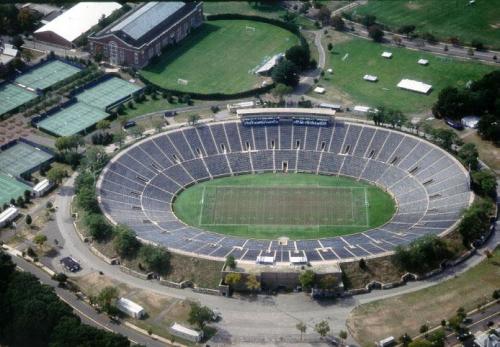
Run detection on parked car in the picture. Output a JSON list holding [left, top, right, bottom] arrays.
[[60, 256, 81, 272], [123, 121, 136, 129]]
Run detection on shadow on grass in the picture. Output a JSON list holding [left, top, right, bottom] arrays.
[[142, 23, 221, 75]]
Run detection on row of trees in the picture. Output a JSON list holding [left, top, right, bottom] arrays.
[[75, 153, 171, 276], [393, 235, 456, 274], [0, 252, 132, 347], [0, 4, 41, 35], [271, 39, 316, 88]]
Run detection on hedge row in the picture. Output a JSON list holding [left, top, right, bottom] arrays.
[[138, 14, 310, 100]]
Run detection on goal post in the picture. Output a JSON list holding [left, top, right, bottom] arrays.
[[245, 26, 256, 32]]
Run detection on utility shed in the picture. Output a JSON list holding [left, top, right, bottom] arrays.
[[397, 79, 432, 94], [170, 323, 203, 342], [116, 298, 145, 319], [0, 206, 19, 228]]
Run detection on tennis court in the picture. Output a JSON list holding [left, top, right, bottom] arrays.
[[0, 141, 53, 177], [0, 84, 37, 116], [0, 173, 31, 205], [14, 60, 81, 91], [76, 77, 142, 110], [37, 102, 109, 137], [200, 186, 369, 227]]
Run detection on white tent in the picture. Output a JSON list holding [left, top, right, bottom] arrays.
[[461, 116, 480, 128], [313, 86, 325, 94], [0, 207, 19, 228], [354, 105, 371, 113], [256, 255, 275, 264], [397, 79, 432, 94], [418, 59, 429, 65], [363, 74, 378, 82], [381, 52, 393, 58], [35, 2, 122, 46], [290, 255, 308, 264]]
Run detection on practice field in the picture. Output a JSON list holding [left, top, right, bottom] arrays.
[[0, 173, 31, 205], [319, 36, 496, 112], [76, 77, 142, 110], [14, 60, 81, 91], [0, 141, 53, 177], [0, 84, 37, 116], [37, 102, 109, 137], [140, 20, 299, 94], [353, 0, 500, 49], [173, 173, 395, 239]]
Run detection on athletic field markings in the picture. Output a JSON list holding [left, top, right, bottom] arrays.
[[198, 186, 206, 225]]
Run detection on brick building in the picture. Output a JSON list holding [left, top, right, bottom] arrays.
[[88, 2, 203, 68]]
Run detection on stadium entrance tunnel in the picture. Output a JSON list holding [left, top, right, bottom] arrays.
[[172, 172, 396, 240], [97, 118, 472, 265]]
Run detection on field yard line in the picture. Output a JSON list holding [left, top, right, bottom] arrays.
[[350, 187, 355, 222], [198, 186, 206, 226]]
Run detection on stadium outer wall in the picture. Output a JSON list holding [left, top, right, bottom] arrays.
[[96, 116, 474, 266]]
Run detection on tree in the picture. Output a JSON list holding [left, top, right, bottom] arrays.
[[285, 45, 311, 71], [477, 114, 500, 144], [224, 272, 241, 287], [339, 330, 348, 346], [419, 324, 429, 334], [368, 25, 384, 42], [272, 83, 293, 101], [393, 35, 403, 46], [399, 333, 413, 347], [188, 302, 213, 330], [138, 244, 170, 274], [53, 272, 67, 285], [246, 274, 260, 292], [81, 146, 108, 174], [361, 14, 377, 28], [33, 233, 47, 246], [55, 135, 83, 153], [16, 196, 24, 207], [299, 270, 315, 290], [97, 286, 119, 314], [296, 321, 307, 341], [327, 42, 333, 51], [427, 329, 446, 347], [317, 6, 331, 26], [315, 320, 330, 338], [76, 186, 99, 213], [84, 213, 112, 241], [188, 114, 200, 126], [272, 59, 300, 87], [430, 128, 460, 151], [152, 119, 163, 133], [113, 225, 140, 258], [331, 15, 345, 31], [11, 35, 24, 49], [113, 130, 127, 147], [129, 124, 144, 138], [471, 170, 497, 197], [225, 255, 237, 269], [398, 25, 416, 38], [457, 143, 479, 170], [458, 201, 491, 247], [318, 275, 337, 290], [25, 214, 32, 227], [23, 190, 31, 204], [96, 119, 110, 132]]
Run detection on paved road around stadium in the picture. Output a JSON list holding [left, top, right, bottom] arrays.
[[41, 170, 499, 346]]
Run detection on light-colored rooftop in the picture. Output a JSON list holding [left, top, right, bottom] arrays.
[[35, 2, 122, 43], [110, 2, 185, 40]]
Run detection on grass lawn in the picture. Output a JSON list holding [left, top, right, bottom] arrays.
[[352, 0, 500, 49], [121, 96, 184, 120], [347, 247, 500, 346], [140, 20, 298, 94], [318, 35, 496, 113], [173, 173, 395, 240]]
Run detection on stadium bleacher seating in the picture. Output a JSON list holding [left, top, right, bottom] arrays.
[[98, 120, 472, 264]]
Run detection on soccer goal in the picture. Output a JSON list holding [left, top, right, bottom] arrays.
[[177, 78, 189, 86]]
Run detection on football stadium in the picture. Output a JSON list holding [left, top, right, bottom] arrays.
[[98, 108, 473, 264]]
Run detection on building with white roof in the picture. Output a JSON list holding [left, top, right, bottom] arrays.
[[89, 2, 203, 67], [0, 44, 19, 65], [170, 323, 203, 342], [116, 297, 145, 319], [34, 2, 122, 48], [32, 179, 52, 197], [0, 207, 19, 228], [256, 255, 275, 265], [397, 79, 432, 94]]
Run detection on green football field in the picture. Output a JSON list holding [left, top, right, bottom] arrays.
[[173, 173, 395, 239], [140, 20, 298, 94], [352, 0, 500, 49], [318, 36, 496, 112]]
